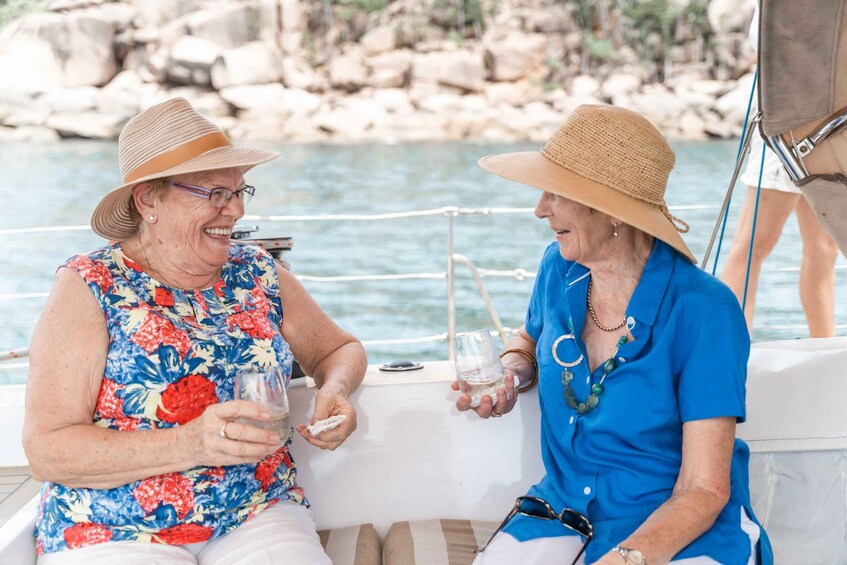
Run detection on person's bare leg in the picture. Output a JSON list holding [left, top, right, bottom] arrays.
[[795, 197, 838, 337], [722, 187, 799, 330]]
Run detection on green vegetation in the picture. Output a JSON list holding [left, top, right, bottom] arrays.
[[0, 0, 47, 29]]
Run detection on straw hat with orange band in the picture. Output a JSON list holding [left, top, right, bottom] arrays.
[[91, 97, 279, 241]]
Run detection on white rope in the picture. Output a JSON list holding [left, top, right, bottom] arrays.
[[362, 334, 448, 346], [298, 273, 445, 282], [0, 348, 29, 362], [0, 225, 91, 235], [0, 205, 717, 236], [0, 292, 49, 300]]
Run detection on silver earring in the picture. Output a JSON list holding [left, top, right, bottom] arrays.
[[148, 215, 155, 222], [613, 222, 619, 237]]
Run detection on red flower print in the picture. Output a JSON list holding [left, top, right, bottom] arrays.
[[133, 473, 195, 520], [192, 290, 210, 315], [64, 522, 113, 549], [36, 539, 44, 556], [66, 256, 114, 294], [130, 312, 192, 358], [154, 523, 213, 545], [203, 467, 226, 482], [156, 374, 218, 425], [227, 285, 277, 339], [213, 279, 226, 297], [155, 287, 175, 307], [95, 378, 124, 419], [113, 417, 141, 431], [123, 256, 143, 272], [254, 448, 289, 490]]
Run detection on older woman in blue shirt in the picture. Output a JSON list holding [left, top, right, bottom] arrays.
[[455, 105, 772, 565]]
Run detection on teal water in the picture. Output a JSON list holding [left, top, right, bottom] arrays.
[[1, 140, 845, 385]]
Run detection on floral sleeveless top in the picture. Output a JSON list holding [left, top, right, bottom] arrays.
[[35, 243, 305, 555]]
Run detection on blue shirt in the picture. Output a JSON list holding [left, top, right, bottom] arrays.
[[503, 241, 772, 565]]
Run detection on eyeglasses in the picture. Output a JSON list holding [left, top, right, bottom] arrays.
[[477, 496, 593, 564], [169, 182, 256, 208]]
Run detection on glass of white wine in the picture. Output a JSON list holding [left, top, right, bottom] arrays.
[[454, 329, 505, 408], [235, 366, 290, 442]]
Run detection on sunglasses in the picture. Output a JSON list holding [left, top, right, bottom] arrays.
[[477, 496, 593, 565]]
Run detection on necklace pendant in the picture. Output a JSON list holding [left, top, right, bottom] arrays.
[[590, 382, 604, 395]]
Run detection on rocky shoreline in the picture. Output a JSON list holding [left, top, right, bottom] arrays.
[[0, 0, 757, 143]]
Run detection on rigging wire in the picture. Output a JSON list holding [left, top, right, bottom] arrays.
[[742, 143, 767, 311], [711, 70, 759, 276]]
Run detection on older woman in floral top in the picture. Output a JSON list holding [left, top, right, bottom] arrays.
[[23, 98, 366, 564]]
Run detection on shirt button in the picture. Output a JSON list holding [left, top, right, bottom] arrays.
[[569, 416, 575, 424], [585, 376, 590, 384], [583, 486, 592, 495], [626, 316, 636, 330], [618, 356, 626, 363]]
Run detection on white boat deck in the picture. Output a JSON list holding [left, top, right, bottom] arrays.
[[0, 468, 38, 528]]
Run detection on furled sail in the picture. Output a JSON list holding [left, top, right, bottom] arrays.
[[759, 0, 847, 256]]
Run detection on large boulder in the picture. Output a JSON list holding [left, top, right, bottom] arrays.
[[371, 88, 412, 113], [38, 86, 100, 114], [278, 0, 306, 53], [167, 36, 222, 86], [328, 49, 368, 92], [411, 51, 486, 93], [361, 24, 396, 56], [600, 73, 642, 101], [279, 87, 322, 116], [568, 75, 601, 99], [367, 51, 411, 89], [168, 86, 231, 117], [483, 32, 547, 82], [134, 0, 203, 27], [0, 11, 116, 92], [46, 111, 128, 139], [281, 57, 327, 92], [712, 72, 756, 126], [186, 2, 263, 49], [218, 83, 286, 111], [211, 41, 284, 89], [707, 0, 756, 34], [485, 80, 541, 107]]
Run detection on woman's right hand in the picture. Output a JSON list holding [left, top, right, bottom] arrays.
[[452, 372, 519, 419], [180, 400, 282, 467]]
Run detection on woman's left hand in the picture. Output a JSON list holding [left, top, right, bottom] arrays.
[[296, 386, 357, 450]]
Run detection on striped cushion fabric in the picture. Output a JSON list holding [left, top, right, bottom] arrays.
[[318, 523, 382, 565], [383, 519, 499, 565]]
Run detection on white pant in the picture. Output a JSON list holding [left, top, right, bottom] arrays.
[[473, 508, 760, 565], [38, 502, 331, 565]]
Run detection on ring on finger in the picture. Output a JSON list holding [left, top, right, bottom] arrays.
[[491, 408, 503, 418], [220, 421, 231, 439]]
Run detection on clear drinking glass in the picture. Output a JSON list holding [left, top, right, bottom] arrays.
[[454, 329, 505, 408], [235, 366, 290, 440]]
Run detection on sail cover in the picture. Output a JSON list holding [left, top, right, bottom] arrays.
[[759, 0, 847, 256]]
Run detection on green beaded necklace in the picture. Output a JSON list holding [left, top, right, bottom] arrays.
[[553, 333, 628, 415]]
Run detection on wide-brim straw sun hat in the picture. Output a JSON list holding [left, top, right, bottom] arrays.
[[478, 104, 695, 263], [91, 97, 280, 240]]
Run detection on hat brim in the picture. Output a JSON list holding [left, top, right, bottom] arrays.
[[478, 151, 696, 263], [91, 146, 280, 240]]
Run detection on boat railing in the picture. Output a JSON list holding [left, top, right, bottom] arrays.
[[3, 203, 844, 368]]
